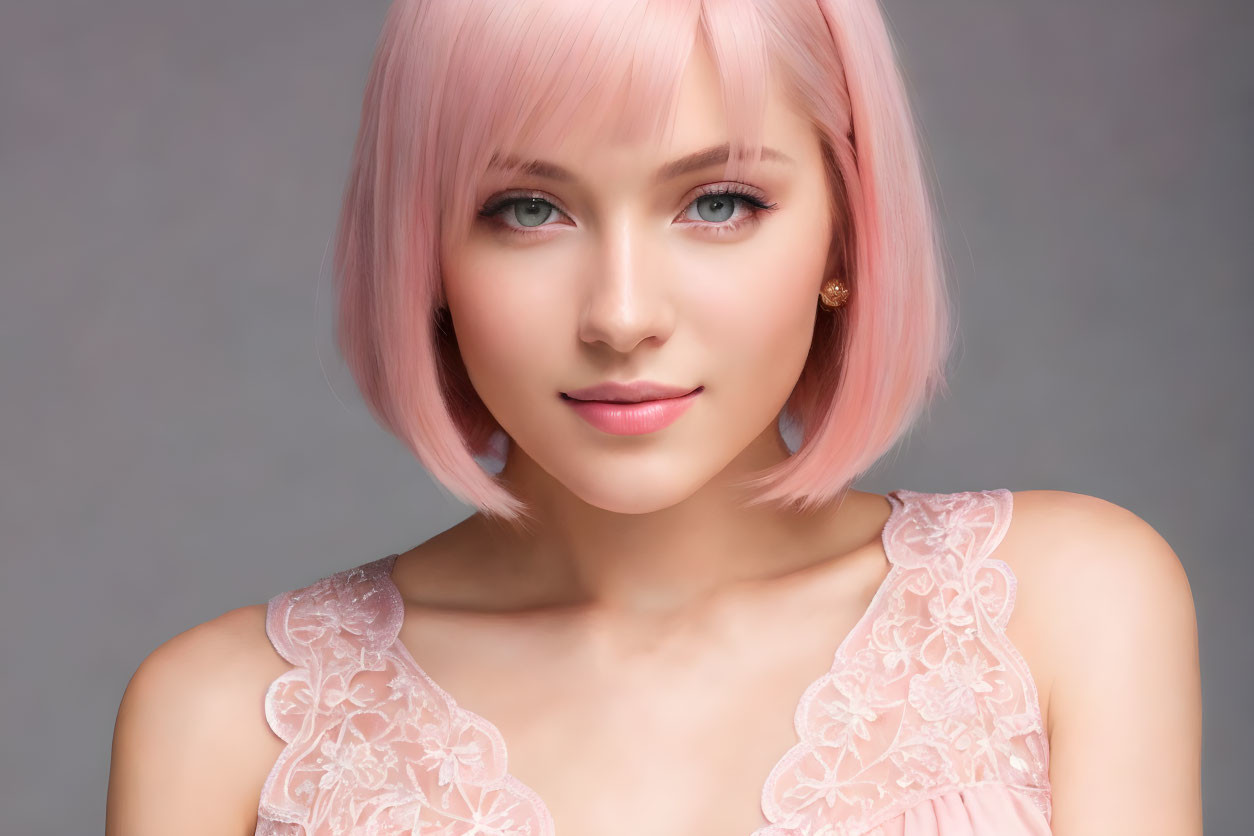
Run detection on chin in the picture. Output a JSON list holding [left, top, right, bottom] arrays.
[[557, 456, 713, 516], [577, 489, 695, 516]]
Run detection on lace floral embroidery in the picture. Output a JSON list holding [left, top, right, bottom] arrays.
[[255, 557, 554, 836], [255, 489, 1050, 835], [753, 489, 1050, 835]]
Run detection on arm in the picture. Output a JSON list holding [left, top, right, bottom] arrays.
[[1026, 491, 1203, 835], [106, 604, 287, 836]]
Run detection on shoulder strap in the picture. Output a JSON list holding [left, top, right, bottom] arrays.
[[257, 555, 409, 827], [263, 554, 403, 668], [883, 488, 1013, 572]]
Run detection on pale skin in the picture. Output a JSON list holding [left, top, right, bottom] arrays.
[[107, 37, 1203, 836]]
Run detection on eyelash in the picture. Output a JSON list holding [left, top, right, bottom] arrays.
[[477, 184, 779, 241]]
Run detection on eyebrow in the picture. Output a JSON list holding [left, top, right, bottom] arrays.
[[487, 143, 796, 185]]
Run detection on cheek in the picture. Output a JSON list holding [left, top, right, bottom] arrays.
[[442, 250, 571, 413], [694, 216, 830, 400]]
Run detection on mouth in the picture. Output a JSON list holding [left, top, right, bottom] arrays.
[[560, 386, 703, 435], [559, 390, 700, 404], [560, 380, 702, 403]]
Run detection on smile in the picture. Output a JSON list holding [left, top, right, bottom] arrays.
[[560, 387, 703, 435]]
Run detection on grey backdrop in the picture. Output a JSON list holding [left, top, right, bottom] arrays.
[[2, 1, 1250, 832]]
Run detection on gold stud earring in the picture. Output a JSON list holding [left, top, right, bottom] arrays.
[[819, 277, 850, 310]]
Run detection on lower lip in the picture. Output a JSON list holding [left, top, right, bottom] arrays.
[[563, 388, 702, 435]]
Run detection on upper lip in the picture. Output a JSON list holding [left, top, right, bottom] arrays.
[[562, 380, 700, 403]]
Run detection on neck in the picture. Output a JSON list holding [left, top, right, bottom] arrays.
[[474, 426, 885, 617]]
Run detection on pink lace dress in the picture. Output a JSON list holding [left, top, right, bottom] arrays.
[[254, 488, 1052, 835]]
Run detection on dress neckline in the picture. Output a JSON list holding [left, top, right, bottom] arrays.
[[375, 489, 912, 833]]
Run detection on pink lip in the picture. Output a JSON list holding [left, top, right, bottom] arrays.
[[563, 379, 697, 403], [561, 387, 703, 435]]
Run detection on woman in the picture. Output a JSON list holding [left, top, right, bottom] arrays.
[[106, 0, 1203, 833]]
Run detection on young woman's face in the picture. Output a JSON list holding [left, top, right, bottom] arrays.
[[441, 40, 837, 515]]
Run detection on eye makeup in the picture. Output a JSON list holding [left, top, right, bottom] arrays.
[[476, 183, 779, 241]]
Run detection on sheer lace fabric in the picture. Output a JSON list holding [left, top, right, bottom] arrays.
[[254, 489, 1051, 835]]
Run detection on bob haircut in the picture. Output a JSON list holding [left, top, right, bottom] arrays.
[[334, 0, 952, 526]]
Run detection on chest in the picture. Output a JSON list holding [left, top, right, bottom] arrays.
[[396, 581, 892, 834], [445, 617, 1051, 834], [255, 530, 1053, 835]]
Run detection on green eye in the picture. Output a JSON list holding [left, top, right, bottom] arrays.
[[478, 185, 777, 238], [478, 194, 566, 231], [511, 198, 556, 228], [693, 194, 736, 223]]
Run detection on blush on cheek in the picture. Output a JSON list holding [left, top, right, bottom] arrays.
[[710, 246, 825, 405], [448, 279, 571, 417]]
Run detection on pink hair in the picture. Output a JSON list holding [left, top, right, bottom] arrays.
[[334, 0, 953, 523]]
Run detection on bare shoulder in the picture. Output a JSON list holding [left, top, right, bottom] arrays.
[[1000, 489, 1194, 602], [999, 489, 1203, 834], [107, 603, 291, 835], [1001, 490, 1195, 650]]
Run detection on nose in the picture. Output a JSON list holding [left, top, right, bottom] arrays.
[[576, 218, 676, 355]]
